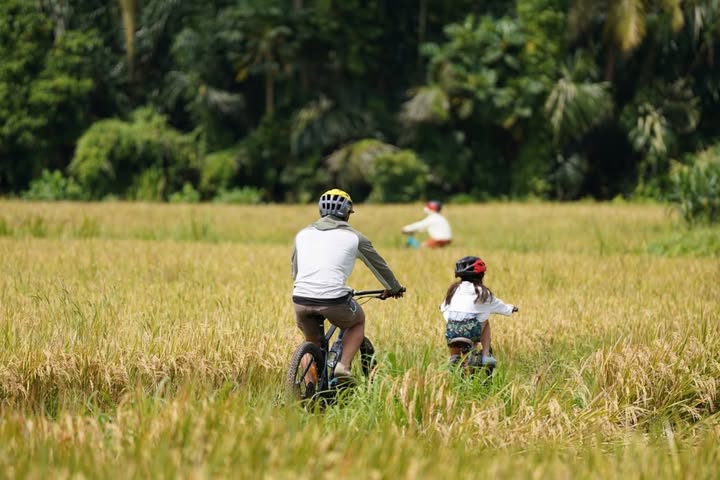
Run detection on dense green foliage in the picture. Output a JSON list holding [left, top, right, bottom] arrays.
[[669, 143, 720, 225], [69, 108, 201, 200], [1, 0, 719, 217]]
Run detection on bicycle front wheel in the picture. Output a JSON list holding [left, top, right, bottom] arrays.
[[359, 337, 377, 377], [285, 342, 324, 402]]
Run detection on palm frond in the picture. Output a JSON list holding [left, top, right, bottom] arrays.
[[290, 98, 374, 155], [545, 70, 613, 142], [607, 0, 646, 53], [202, 87, 245, 115], [660, 0, 685, 31], [629, 102, 669, 156]]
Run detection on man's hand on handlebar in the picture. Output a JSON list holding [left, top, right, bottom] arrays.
[[380, 286, 406, 300]]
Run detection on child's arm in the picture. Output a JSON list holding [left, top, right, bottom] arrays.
[[401, 217, 431, 233], [487, 296, 516, 316]]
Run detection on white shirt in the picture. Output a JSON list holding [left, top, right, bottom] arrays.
[[293, 226, 358, 299], [402, 212, 452, 240], [440, 281, 514, 322], [291, 216, 402, 300]]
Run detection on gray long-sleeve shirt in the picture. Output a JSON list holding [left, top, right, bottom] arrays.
[[291, 216, 402, 299]]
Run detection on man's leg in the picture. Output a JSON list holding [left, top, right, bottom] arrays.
[[321, 300, 366, 376], [339, 317, 365, 368], [294, 305, 323, 345]]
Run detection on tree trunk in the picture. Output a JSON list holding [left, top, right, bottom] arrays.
[[266, 72, 275, 117], [118, 0, 136, 77], [417, 0, 427, 71], [604, 46, 616, 82], [295, 0, 309, 90]]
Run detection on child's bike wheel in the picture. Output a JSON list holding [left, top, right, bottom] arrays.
[[285, 342, 324, 403]]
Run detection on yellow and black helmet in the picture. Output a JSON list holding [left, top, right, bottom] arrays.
[[318, 188, 354, 219]]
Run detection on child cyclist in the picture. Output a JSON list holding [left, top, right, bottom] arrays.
[[440, 256, 518, 366]]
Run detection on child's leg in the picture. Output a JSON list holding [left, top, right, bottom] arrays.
[[479, 320, 491, 356], [448, 345, 463, 357]]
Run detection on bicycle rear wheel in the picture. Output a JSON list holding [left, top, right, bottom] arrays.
[[285, 342, 324, 402]]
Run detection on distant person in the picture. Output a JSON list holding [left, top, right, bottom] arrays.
[[401, 200, 452, 248], [292, 188, 405, 381], [440, 256, 518, 367]]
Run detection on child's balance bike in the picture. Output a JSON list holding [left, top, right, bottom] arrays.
[[447, 336, 495, 377]]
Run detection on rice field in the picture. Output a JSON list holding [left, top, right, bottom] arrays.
[[0, 200, 718, 478]]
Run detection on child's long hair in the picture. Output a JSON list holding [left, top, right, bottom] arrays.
[[444, 273, 493, 305]]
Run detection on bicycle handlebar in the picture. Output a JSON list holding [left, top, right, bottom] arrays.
[[352, 289, 387, 296], [352, 287, 406, 299]]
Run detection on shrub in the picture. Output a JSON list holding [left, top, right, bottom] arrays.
[[69, 108, 201, 200], [200, 148, 240, 197], [648, 227, 720, 257], [169, 183, 201, 203], [367, 150, 429, 203], [668, 146, 720, 225], [127, 167, 166, 202], [22, 169, 86, 201], [326, 139, 398, 198], [213, 187, 265, 204], [448, 193, 476, 204]]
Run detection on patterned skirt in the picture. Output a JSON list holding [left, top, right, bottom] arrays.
[[445, 317, 486, 344]]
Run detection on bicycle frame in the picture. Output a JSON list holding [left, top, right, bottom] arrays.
[[320, 323, 344, 391], [447, 336, 495, 375], [294, 289, 387, 396]]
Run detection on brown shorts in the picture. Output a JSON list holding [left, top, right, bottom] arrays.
[[423, 238, 452, 248], [294, 298, 365, 340]]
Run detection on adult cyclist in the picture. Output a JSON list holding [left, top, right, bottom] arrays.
[[291, 188, 405, 380]]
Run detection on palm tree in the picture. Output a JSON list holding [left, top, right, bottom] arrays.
[[685, 0, 720, 73], [569, 0, 684, 80], [231, 5, 295, 117], [544, 68, 613, 144], [622, 79, 701, 183], [290, 97, 375, 156]]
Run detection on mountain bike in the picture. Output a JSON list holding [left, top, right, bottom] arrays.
[[285, 289, 402, 406]]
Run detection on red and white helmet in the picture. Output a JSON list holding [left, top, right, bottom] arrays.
[[454, 256, 486, 280], [424, 200, 442, 213]]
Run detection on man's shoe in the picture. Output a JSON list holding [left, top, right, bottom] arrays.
[[334, 362, 352, 378]]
